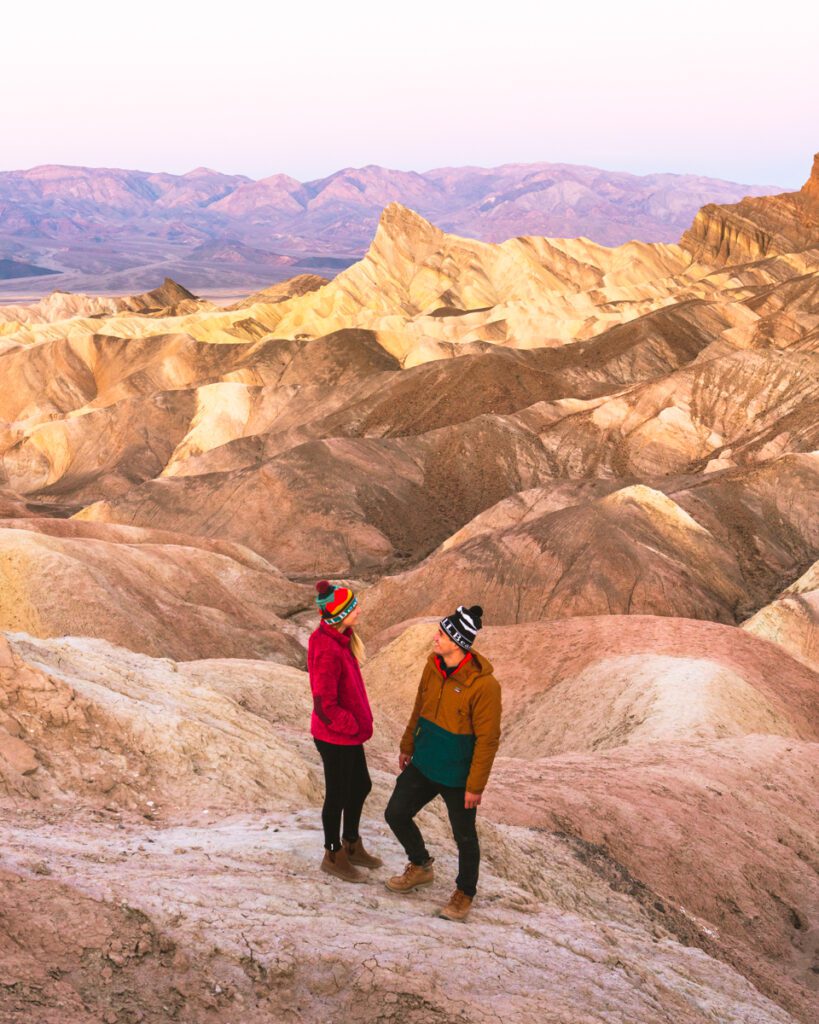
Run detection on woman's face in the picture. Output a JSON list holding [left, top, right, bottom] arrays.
[[344, 604, 361, 628]]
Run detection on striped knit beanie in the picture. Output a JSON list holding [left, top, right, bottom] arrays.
[[316, 580, 358, 625], [440, 605, 483, 651]]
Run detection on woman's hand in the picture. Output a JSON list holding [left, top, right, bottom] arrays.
[[398, 752, 411, 771], [464, 791, 482, 809]]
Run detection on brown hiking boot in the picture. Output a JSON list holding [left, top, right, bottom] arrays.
[[385, 857, 435, 894], [439, 888, 473, 922], [321, 846, 366, 884], [343, 837, 383, 869]]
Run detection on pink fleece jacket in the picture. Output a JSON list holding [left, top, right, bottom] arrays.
[[307, 621, 374, 745]]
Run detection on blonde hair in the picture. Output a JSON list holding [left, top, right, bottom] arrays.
[[325, 616, 366, 663], [349, 630, 366, 664]]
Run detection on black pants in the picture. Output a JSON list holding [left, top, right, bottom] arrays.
[[384, 763, 480, 897], [314, 739, 372, 851]]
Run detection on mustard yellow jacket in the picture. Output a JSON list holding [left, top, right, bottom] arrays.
[[400, 649, 502, 793]]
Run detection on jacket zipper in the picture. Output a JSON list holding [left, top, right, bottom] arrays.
[[432, 653, 472, 718], [435, 676, 446, 718]]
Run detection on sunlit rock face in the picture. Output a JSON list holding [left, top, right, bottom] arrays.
[[743, 559, 819, 671], [681, 153, 819, 265]]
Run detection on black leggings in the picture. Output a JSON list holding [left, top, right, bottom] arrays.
[[314, 739, 373, 851]]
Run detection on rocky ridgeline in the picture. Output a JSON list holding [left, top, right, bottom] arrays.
[[680, 153, 819, 264]]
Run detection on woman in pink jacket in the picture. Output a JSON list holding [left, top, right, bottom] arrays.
[[309, 580, 381, 882]]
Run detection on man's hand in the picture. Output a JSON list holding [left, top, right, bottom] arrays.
[[464, 791, 482, 809], [398, 752, 411, 771]]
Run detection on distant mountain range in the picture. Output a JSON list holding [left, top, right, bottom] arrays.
[[0, 161, 784, 294]]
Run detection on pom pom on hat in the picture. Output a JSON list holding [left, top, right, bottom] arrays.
[[466, 605, 483, 626], [315, 580, 335, 610]]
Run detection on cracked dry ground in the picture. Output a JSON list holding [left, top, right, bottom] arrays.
[[0, 799, 801, 1024]]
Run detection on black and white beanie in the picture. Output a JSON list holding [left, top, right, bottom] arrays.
[[440, 605, 483, 651]]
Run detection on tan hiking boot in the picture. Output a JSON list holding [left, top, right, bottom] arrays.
[[385, 857, 435, 894], [343, 837, 383, 869], [321, 846, 366, 883], [439, 888, 473, 922]]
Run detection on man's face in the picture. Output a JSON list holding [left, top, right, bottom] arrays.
[[433, 626, 462, 659]]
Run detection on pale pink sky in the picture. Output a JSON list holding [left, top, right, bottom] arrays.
[[3, 0, 816, 187]]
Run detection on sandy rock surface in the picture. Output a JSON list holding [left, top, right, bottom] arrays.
[[0, 520, 309, 663]]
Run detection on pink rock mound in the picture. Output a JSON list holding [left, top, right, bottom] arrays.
[[486, 737, 819, 1024]]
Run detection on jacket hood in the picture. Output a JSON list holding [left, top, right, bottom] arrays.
[[469, 649, 494, 678]]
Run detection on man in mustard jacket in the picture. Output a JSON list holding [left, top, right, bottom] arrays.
[[384, 605, 502, 922]]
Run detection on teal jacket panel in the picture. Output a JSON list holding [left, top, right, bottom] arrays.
[[411, 716, 476, 788]]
